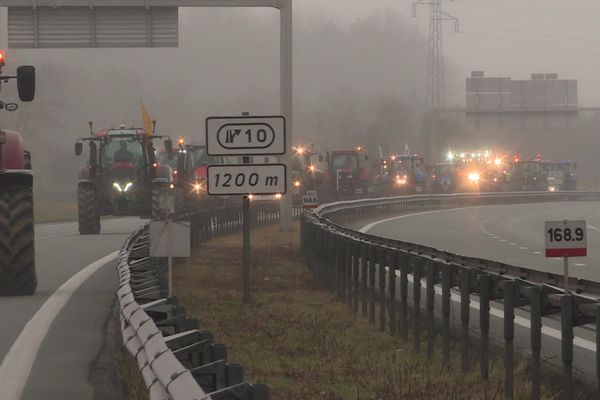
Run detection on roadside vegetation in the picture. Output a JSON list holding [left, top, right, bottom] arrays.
[[34, 200, 77, 223], [165, 222, 587, 399]]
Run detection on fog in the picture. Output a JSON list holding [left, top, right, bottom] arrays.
[[2, 3, 600, 200]]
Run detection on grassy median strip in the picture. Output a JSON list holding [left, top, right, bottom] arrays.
[[172, 222, 583, 399]]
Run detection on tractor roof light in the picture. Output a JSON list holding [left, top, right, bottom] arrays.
[[0, 50, 5, 67]]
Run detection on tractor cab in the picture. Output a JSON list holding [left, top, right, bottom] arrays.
[[433, 163, 457, 194], [383, 154, 426, 194], [75, 126, 173, 233], [542, 161, 577, 191], [327, 148, 370, 197]]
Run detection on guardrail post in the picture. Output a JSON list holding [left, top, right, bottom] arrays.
[[378, 247, 387, 332], [426, 261, 437, 359], [529, 286, 542, 400], [369, 244, 376, 325], [336, 235, 345, 301], [346, 238, 353, 308], [400, 252, 409, 341], [353, 241, 359, 317], [328, 231, 337, 293], [460, 269, 471, 373], [479, 274, 490, 381], [596, 305, 600, 397], [361, 242, 368, 318], [388, 249, 397, 335], [561, 294, 574, 400], [413, 257, 422, 352], [442, 264, 451, 366], [504, 280, 515, 400]]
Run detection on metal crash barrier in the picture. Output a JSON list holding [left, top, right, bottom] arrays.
[[302, 191, 600, 400], [116, 200, 298, 399]]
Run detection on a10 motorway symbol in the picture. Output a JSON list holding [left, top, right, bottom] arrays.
[[206, 116, 285, 156]]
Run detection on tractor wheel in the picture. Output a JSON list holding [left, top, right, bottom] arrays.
[[0, 185, 37, 296], [78, 183, 100, 234], [151, 183, 168, 220]]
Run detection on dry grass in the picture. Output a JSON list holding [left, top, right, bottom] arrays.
[[171, 222, 586, 399], [34, 200, 77, 223]]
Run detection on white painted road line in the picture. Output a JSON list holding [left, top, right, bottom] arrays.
[[533, 251, 542, 255], [519, 247, 528, 250], [509, 242, 517, 246], [0, 251, 119, 400]]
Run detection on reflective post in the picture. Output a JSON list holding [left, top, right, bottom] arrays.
[[361, 243, 368, 317], [353, 242, 359, 317], [369, 245, 376, 324]]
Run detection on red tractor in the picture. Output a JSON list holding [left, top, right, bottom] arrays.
[[159, 143, 227, 211], [324, 147, 372, 200], [0, 51, 37, 295], [75, 125, 174, 234]]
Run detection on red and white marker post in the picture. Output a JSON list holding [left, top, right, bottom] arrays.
[[545, 220, 587, 293]]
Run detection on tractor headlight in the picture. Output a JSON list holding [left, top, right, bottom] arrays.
[[468, 172, 480, 183], [113, 182, 133, 192], [293, 180, 301, 188]]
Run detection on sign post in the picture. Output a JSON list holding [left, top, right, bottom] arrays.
[[545, 220, 587, 293], [207, 114, 286, 304]]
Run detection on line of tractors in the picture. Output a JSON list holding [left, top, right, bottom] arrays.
[[287, 145, 578, 202]]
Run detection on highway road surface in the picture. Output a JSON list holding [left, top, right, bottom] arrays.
[[361, 201, 600, 282], [0, 217, 143, 400], [359, 201, 600, 384]]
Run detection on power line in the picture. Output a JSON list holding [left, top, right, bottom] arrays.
[[412, 0, 459, 110]]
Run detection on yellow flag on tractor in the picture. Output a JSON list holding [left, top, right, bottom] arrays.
[[141, 101, 154, 136]]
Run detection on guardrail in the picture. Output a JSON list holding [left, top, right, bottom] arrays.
[[301, 191, 600, 399]]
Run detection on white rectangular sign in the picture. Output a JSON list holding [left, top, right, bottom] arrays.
[[545, 220, 587, 258], [207, 164, 286, 195], [149, 221, 191, 258], [302, 190, 318, 209], [206, 115, 286, 156]]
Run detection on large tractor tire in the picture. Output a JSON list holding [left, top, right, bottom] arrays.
[[0, 185, 37, 296], [78, 183, 100, 234]]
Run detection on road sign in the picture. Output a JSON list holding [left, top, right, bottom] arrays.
[[545, 220, 587, 257], [206, 116, 286, 156], [302, 190, 318, 209], [207, 164, 286, 195]]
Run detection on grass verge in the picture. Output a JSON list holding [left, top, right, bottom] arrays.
[[170, 222, 588, 399], [34, 200, 77, 223]]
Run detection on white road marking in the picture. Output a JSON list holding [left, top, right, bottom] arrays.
[[0, 251, 119, 400], [533, 251, 543, 255], [500, 239, 507, 242], [519, 247, 528, 250], [509, 242, 517, 246], [359, 205, 493, 233], [574, 263, 587, 267], [587, 224, 600, 233]]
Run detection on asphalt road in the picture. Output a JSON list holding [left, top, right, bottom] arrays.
[[0, 217, 143, 400], [363, 201, 600, 282], [359, 201, 600, 385]]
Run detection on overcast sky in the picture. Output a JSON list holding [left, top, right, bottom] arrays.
[[285, 0, 600, 106]]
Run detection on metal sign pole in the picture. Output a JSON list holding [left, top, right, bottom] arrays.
[[564, 256, 569, 294], [242, 155, 251, 304], [279, 0, 293, 231]]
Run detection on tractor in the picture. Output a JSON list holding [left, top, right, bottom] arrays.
[[75, 124, 174, 234], [158, 142, 227, 211], [0, 50, 37, 295]]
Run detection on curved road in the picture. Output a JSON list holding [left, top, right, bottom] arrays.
[[362, 201, 600, 282], [360, 201, 600, 384], [0, 217, 143, 400]]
